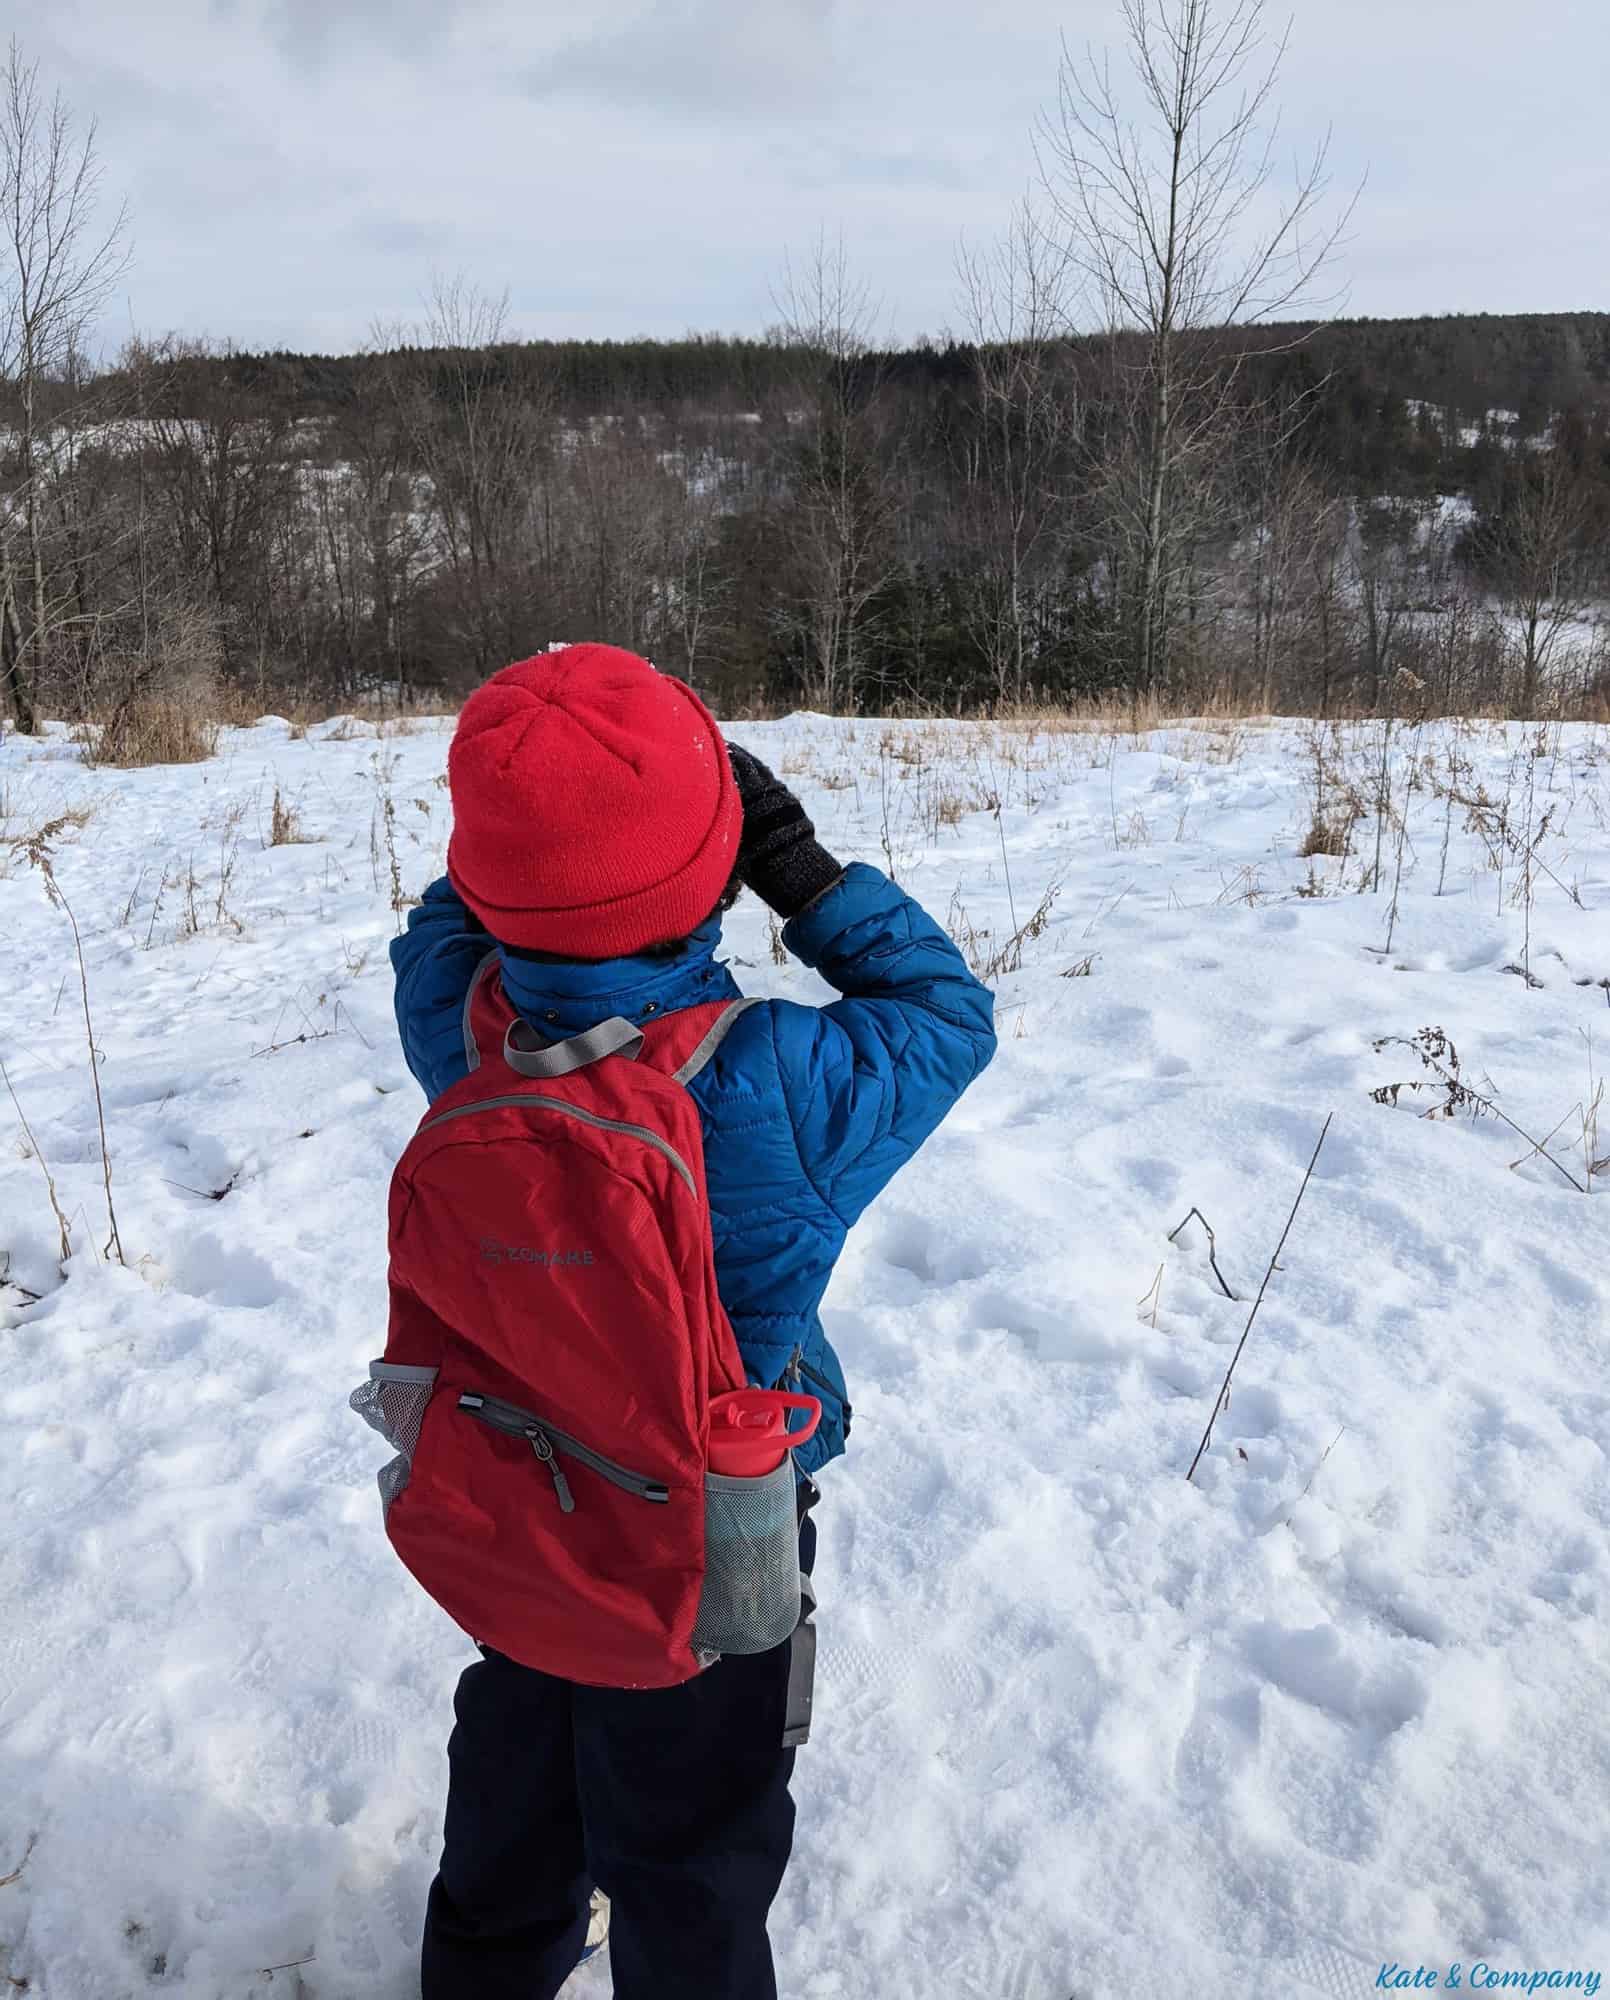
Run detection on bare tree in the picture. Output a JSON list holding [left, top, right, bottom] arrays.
[[1479, 453, 1594, 714], [566, 410, 668, 650], [952, 201, 1080, 703], [652, 427, 734, 688], [0, 39, 128, 730], [384, 276, 556, 678], [1233, 395, 1343, 709], [1301, 492, 1351, 717], [1351, 498, 1425, 711], [142, 340, 299, 676], [771, 233, 902, 711], [319, 356, 428, 702], [1038, 0, 1352, 695]]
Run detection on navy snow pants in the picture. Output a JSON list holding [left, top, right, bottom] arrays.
[[421, 1513, 815, 2000]]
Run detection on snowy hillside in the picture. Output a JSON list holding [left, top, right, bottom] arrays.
[[2, 712, 1609, 1998]]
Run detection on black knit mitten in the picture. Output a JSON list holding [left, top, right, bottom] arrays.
[[726, 744, 845, 919]]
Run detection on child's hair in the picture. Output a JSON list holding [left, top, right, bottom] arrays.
[[502, 868, 744, 967]]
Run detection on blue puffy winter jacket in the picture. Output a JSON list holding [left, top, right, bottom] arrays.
[[389, 862, 996, 1477]]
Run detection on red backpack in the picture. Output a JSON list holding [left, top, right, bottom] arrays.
[[353, 957, 803, 1688]]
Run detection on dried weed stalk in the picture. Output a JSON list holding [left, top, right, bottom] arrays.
[[1, 1057, 71, 1265], [12, 825, 125, 1262], [1371, 1027, 1587, 1193]]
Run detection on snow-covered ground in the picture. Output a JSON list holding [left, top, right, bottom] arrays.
[[3, 711, 1609, 1999]]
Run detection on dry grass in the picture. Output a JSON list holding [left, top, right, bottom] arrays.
[[945, 878, 1062, 982], [1299, 814, 1353, 858], [282, 691, 458, 731], [60, 680, 459, 764], [36, 669, 1610, 772], [85, 700, 221, 769], [829, 672, 1610, 732], [267, 787, 313, 847], [975, 685, 1298, 734]]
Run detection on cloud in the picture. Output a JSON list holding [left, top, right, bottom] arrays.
[[530, 0, 838, 117], [348, 215, 454, 257], [207, 0, 491, 75]]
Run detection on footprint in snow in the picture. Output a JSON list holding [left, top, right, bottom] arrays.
[[1149, 1355, 1215, 1401], [972, 1288, 1118, 1366], [103, 1075, 185, 1112], [947, 1937, 1075, 2000], [877, 1214, 988, 1286], [317, 1872, 420, 1983], [1172, 1658, 1264, 1809], [1222, 1382, 1282, 1439], [1242, 1619, 1425, 1733], [169, 1234, 284, 1310], [816, 1640, 918, 1752], [1123, 1152, 1182, 1201], [0, 1625, 53, 1705], [1530, 1532, 1604, 1616], [1520, 1244, 1600, 1315], [337, 1715, 402, 1768], [1370, 1601, 1450, 1655]]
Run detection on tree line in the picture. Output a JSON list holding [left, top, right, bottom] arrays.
[[3, 8, 1609, 746]]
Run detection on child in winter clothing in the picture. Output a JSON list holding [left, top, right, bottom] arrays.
[[388, 644, 996, 2000]]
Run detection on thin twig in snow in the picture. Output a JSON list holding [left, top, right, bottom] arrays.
[[1506, 1101, 1582, 1178], [992, 795, 1020, 940], [251, 1029, 336, 1060], [1166, 1206, 1238, 1300], [22, 839, 125, 1264], [1186, 1115, 1333, 1484], [1, 1057, 71, 1264], [0, 1833, 38, 1888], [1284, 1426, 1347, 1528]]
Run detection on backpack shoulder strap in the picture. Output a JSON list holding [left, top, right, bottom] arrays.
[[462, 949, 506, 1073], [669, 997, 763, 1084]]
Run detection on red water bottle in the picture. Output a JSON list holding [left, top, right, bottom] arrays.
[[706, 1391, 821, 1476]]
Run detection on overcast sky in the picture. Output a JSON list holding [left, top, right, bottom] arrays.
[[23, 0, 1610, 357]]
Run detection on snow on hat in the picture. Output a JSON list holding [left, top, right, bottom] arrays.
[[446, 644, 741, 958]]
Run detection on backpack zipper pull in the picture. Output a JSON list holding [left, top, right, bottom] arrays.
[[527, 1429, 576, 1513]]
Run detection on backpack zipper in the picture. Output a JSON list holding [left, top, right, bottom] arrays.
[[458, 1391, 671, 1508], [419, 1095, 696, 1195]]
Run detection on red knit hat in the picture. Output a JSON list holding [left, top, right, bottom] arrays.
[[446, 645, 741, 958]]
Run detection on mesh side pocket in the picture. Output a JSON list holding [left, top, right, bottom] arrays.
[[376, 1454, 412, 1515], [349, 1362, 438, 1518], [690, 1459, 801, 1659]]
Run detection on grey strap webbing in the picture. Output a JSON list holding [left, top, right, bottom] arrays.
[[461, 949, 501, 1072], [782, 1573, 817, 1749], [504, 1014, 645, 1078], [673, 998, 762, 1085]]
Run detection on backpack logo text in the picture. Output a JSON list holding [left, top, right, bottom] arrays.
[[480, 1240, 596, 1268]]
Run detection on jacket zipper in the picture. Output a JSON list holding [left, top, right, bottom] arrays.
[[458, 1390, 671, 1509], [777, 1346, 852, 1425]]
